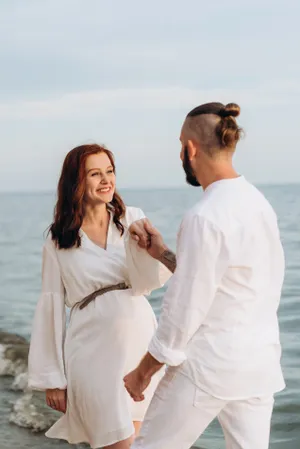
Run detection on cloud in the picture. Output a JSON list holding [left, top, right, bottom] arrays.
[[1, 0, 299, 101], [0, 0, 299, 190], [1, 80, 299, 121]]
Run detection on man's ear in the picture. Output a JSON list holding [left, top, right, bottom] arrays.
[[186, 139, 197, 160]]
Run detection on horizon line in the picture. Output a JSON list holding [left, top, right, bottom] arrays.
[[0, 181, 299, 195]]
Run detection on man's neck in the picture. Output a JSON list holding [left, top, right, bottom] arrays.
[[197, 164, 239, 191]]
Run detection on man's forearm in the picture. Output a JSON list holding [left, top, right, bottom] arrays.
[[138, 352, 164, 380], [158, 248, 177, 273]]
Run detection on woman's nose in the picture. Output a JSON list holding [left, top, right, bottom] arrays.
[[100, 174, 109, 184]]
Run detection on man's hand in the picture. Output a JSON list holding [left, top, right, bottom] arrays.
[[123, 368, 151, 402], [129, 219, 167, 260], [129, 219, 177, 272], [124, 352, 164, 402], [46, 388, 67, 413]]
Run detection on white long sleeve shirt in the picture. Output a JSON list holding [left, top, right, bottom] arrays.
[[149, 176, 285, 399]]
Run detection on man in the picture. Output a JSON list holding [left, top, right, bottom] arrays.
[[124, 102, 285, 449]]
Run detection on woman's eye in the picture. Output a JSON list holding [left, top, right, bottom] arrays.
[[107, 170, 114, 174], [91, 172, 99, 177]]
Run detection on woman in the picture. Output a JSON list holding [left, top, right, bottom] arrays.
[[28, 144, 171, 449]]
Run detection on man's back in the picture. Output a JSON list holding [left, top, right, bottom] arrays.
[[126, 103, 284, 449], [178, 176, 285, 399]]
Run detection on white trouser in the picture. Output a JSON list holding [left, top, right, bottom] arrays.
[[132, 371, 274, 449]]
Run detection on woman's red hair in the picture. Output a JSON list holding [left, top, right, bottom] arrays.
[[50, 144, 126, 249]]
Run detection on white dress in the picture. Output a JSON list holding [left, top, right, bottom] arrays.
[[28, 206, 171, 448]]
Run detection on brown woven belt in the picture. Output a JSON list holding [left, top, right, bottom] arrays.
[[77, 282, 130, 310]]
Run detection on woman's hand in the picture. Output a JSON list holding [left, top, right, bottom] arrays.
[[46, 388, 67, 413]]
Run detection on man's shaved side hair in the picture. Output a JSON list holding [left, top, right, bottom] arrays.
[[183, 102, 243, 156]]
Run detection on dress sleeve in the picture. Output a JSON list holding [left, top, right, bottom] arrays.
[[124, 207, 172, 296], [28, 238, 67, 391]]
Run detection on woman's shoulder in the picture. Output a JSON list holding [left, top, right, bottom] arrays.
[[43, 232, 58, 254], [123, 206, 146, 226]]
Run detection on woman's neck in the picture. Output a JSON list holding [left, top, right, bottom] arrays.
[[82, 203, 109, 227]]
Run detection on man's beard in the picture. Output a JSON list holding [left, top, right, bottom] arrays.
[[182, 147, 200, 187]]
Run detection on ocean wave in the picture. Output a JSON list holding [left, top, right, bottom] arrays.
[[0, 330, 59, 433], [0, 331, 29, 385], [9, 391, 59, 432]]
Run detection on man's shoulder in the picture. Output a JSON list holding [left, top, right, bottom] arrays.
[[181, 202, 220, 232], [182, 188, 240, 235], [183, 181, 278, 232], [183, 197, 220, 223]]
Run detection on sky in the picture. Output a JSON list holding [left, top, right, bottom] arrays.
[[0, 0, 299, 191]]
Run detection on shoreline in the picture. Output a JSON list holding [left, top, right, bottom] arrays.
[[0, 330, 202, 448], [0, 330, 299, 449], [0, 376, 202, 449]]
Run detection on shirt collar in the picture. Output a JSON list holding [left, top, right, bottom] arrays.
[[204, 175, 245, 194]]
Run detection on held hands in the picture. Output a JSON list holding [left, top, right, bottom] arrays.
[[129, 219, 167, 260], [46, 388, 67, 413]]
